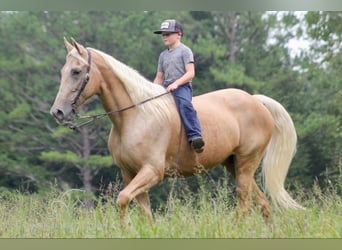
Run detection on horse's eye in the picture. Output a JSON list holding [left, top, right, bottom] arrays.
[[71, 68, 81, 77]]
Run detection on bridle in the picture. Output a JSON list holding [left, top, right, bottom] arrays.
[[67, 48, 170, 130], [71, 48, 92, 112]]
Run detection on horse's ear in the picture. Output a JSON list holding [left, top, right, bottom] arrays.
[[64, 37, 74, 52], [71, 37, 83, 55]]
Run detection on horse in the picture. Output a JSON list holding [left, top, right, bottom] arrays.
[[50, 38, 304, 223]]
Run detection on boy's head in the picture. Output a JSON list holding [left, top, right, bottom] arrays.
[[154, 19, 183, 36]]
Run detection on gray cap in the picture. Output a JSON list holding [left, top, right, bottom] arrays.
[[153, 19, 183, 35]]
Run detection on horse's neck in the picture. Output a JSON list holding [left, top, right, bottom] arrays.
[[96, 59, 137, 129], [93, 49, 175, 134]]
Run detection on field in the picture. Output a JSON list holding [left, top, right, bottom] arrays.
[[0, 180, 341, 238]]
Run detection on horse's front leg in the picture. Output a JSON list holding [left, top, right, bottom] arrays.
[[117, 165, 162, 222], [135, 192, 153, 221]]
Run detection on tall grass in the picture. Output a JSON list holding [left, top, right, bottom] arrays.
[[0, 179, 340, 238]]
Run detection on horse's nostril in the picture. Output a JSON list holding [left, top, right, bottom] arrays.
[[52, 109, 65, 122]]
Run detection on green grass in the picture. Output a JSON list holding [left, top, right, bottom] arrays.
[[0, 183, 341, 238]]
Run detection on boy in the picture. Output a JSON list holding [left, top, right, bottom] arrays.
[[153, 19, 205, 153]]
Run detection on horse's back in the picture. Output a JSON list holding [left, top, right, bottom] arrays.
[[194, 88, 258, 112], [192, 88, 274, 158]]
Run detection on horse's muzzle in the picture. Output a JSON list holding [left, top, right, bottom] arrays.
[[51, 108, 65, 124], [50, 105, 76, 124]]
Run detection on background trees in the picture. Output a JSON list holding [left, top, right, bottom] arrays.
[[0, 11, 340, 202]]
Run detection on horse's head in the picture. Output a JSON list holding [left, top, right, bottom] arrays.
[[50, 38, 98, 124]]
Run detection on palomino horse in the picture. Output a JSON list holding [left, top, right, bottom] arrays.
[[50, 38, 304, 222]]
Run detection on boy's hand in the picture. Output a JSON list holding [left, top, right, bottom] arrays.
[[166, 82, 178, 92]]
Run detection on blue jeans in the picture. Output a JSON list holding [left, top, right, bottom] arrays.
[[163, 82, 202, 142]]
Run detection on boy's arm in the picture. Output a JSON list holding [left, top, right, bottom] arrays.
[[153, 71, 164, 85], [167, 63, 195, 92]]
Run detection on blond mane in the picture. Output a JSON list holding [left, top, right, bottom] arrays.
[[93, 49, 175, 122]]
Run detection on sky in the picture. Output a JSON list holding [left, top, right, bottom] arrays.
[[287, 11, 311, 57], [266, 11, 311, 58]]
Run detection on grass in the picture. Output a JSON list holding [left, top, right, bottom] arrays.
[[0, 181, 341, 238]]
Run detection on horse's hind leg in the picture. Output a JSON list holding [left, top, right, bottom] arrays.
[[251, 180, 272, 223], [234, 153, 261, 217], [224, 155, 252, 217], [223, 154, 271, 222], [233, 152, 272, 223]]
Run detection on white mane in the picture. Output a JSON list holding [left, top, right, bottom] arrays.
[[93, 49, 175, 122]]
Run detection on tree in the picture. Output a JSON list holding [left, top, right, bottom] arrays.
[[0, 12, 117, 193], [260, 11, 342, 189]]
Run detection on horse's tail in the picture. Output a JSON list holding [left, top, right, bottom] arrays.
[[254, 94, 304, 210]]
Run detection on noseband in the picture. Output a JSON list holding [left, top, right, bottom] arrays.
[[71, 48, 92, 111]]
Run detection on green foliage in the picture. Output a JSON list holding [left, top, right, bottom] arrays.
[[8, 103, 31, 119], [40, 151, 79, 163], [304, 12, 342, 64], [84, 155, 113, 168], [210, 63, 260, 92], [51, 126, 74, 138]]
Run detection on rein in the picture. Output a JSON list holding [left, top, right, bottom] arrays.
[[68, 91, 171, 130]]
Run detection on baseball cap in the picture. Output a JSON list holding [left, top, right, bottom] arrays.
[[153, 19, 183, 35]]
